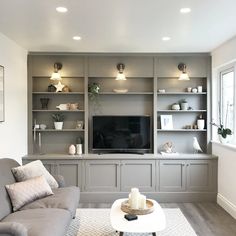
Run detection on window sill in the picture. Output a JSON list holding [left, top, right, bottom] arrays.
[[211, 140, 236, 152]]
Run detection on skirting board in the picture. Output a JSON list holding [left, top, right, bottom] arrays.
[[217, 193, 236, 219], [80, 192, 217, 203]]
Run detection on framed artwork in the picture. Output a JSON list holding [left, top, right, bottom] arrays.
[[0, 65, 4, 122], [160, 115, 173, 130]]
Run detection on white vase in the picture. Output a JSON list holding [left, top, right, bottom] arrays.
[[76, 144, 83, 155], [69, 144, 76, 155], [54, 122, 63, 130], [197, 119, 205, 130], [219, 135, 231, 144]]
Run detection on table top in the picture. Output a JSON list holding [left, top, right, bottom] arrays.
[[110, 198, 166, 233]]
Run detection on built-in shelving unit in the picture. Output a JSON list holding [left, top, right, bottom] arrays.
[[28, 54, 211, 155]]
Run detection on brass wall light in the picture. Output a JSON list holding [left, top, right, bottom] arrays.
[[116, 63, 126, 80], [50, 62, 62, 80], [178, 63, 190, 80]]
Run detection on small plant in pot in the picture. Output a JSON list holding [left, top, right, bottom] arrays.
[[52, 113, 65, 130], [180, 99, 188, 111]]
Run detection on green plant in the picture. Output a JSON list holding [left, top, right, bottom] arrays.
[[88, 83, 100, 101], [210, 102, 232, 139], [76, 137, 84, 144], [52, 113, 64, 122]]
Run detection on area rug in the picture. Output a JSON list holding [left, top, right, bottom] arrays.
[[66, 208, 197, 236]]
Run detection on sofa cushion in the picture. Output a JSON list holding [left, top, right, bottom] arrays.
[[12, 160, 59, 189], [2, 208, 71, 236], [20, 186, 80, 218], [0, 222, 27, 236], [5, 176, 53, 212], [0, 158, 19, 221]]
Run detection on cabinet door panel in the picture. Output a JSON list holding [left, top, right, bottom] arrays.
[[159, 160, 186, 192], [56, 161, 82, 188], [84, 160, 120, 192], [187, 160, 212, 191], [121, 160, 155, 192]]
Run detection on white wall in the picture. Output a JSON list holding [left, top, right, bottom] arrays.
[[211, 35, 236, 219], [0, 32, 28, 164]]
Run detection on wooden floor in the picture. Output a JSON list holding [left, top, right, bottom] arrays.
[[79, 203, 236, 236]]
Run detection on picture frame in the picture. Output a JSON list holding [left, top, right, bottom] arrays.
[[160, 115, 173, 130], [0, 65, 4, 122]]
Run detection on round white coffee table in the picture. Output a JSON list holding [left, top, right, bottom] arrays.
[[110, 198, 166, 236]]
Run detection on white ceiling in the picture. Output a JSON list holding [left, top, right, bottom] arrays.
[[0, 0, 236, 53]]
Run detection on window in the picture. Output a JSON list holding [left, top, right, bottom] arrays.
[[220, 67, 235, 143]]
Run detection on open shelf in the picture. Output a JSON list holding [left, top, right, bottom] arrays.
[[157, 110, 207, 113], [32, 110, 85, 112], [157, 129, 207, 132], [33, 129, 85, 132], [99, 91, 153, 95], [157, 92, 207, 95], [33, 92, 84, 95]]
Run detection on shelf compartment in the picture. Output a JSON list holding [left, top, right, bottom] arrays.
[[33, 92, 84, 95], [99, 92, 154, 95], [32, 110, 85, 112], [33, 129, 85, 132], [157, 92, 207, 95], [157, 129, 207, 132], [157, 110, 207, 113]]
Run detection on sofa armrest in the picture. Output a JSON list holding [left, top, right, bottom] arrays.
[[52, 174, 66, 188], [0, 222, 27, 236]]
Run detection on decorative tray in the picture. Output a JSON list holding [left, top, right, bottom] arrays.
[[121, 199, 154, 215]]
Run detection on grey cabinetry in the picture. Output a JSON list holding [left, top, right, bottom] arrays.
[[120, 160, 155, 192], [55, 161, 82, 188], [159, 160, 186, 192], [186, 160, 213, 191], [84, 160, 120, 192]]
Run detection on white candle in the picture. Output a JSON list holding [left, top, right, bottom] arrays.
[[139, 194, 146, 209], [130, 188, 139, 209], [128, 193, 131, 206]]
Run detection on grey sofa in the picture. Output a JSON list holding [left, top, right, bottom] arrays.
[[0, 158, 80, 236]]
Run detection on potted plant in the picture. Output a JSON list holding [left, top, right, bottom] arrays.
[[52, 113, 64, 130], [180, 99, 188, 110], [76, 137, 84, 155], [211, 102, 232, 143]]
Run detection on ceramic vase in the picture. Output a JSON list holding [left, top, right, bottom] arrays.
[[180, 102, 188, 110], [76, 144, 83, 155], [197, 119, 205, 130]]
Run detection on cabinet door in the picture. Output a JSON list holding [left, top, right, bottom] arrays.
[[55, 161, 82, 188], [159, 160, 186, 192], [121, 160, 155, 192], [84, 160, 120, 192], [186, 160, 212, 191]]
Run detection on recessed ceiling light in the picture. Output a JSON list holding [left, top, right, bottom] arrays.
[[56, 7, 68, 13], [162, 36, 171, 41], [73, 36, 82, 41], [180, 8, 191, 14]]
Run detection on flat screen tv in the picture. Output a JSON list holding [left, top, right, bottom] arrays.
[[92, 116, 151, 153]]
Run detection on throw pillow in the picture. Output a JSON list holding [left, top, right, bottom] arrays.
[[5, 175, 53, 211], [11, 160, 59, 189]]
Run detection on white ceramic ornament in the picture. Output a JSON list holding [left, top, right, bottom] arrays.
[[69, 144, 76, 155]]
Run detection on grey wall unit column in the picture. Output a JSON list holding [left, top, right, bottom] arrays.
[[22, 154, 218, 203]]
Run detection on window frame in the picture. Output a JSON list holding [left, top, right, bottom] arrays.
[[219, 65, 236, 144]]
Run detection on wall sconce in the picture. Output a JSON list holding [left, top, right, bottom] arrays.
[[116, 63, 126, 80], [50, 62, 62, 80], [178, 63, 190, 80]]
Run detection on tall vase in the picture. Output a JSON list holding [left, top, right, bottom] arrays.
[[76, 144, 83, 155]]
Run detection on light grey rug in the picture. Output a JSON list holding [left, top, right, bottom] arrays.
[[66, 208, 197, 236]]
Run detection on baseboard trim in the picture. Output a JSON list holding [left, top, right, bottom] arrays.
[[80, 192, 217, 203], [217, 193, 236, 219]]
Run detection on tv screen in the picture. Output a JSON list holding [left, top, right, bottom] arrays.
[[92, 116, 151, 152]]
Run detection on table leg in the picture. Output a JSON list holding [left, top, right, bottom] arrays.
[[119, 232, 124, 236], [152, 233, 156, 236]]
